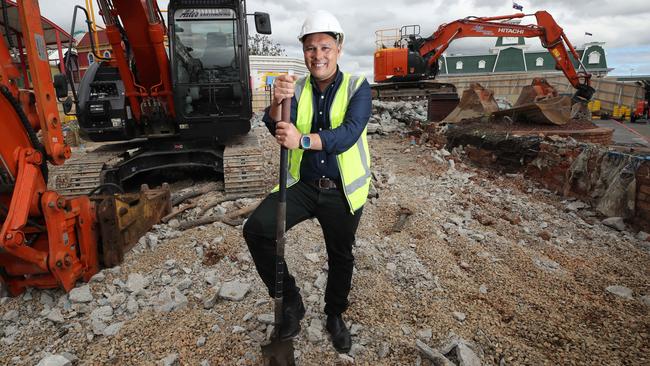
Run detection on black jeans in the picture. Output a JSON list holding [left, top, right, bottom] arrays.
[[243, 180, 363, 315]]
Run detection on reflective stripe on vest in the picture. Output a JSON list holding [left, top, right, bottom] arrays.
[[273, 73, 370, 214]]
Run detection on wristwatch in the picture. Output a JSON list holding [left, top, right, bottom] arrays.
[[300, 135, 311, 150]]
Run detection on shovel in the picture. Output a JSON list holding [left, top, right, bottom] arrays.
[[261, 98, 296, 366]]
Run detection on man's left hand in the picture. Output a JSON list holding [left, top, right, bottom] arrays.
[[275, 121, 301, 149]]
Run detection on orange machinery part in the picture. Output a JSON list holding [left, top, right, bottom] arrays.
[[374, 48, 408, 83]]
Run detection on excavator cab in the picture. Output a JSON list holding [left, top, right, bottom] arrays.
[[168, 3, 270, 141]]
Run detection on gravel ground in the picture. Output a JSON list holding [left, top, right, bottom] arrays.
[[1, 128, 649, 365]]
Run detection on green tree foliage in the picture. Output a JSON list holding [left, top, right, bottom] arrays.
[[248, 34, 286, 56]]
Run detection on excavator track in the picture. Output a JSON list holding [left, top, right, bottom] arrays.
[[47, 150, 124, 196], [223, 133, 266, 197]]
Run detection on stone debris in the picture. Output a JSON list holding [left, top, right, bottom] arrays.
[[606, 285, 633, 299], [0, 133, 647, 365], [36, 354, 72, 366], [602, 217, 626, 231], [69, 285, 93, 303], [218, 281, 250, 301]]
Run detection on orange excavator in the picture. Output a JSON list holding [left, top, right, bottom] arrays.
[[373, 11, 596, 124], [0, 0, 172, 296]]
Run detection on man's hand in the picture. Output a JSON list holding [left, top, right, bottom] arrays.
[[273, 74, 298, 105], [275, 121, 301, 149]]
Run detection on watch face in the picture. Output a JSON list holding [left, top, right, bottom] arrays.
[[301, 135, 311, 149]]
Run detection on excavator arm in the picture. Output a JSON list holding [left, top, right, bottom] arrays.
[[375, 11, 595, 101]]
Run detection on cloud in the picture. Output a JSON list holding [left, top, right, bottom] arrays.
[[38, 0, 650, 77]]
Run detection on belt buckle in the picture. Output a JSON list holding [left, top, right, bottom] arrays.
[[317, 178, 332, 189]]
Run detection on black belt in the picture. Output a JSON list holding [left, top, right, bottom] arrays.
[[310, 178, 339, 190]]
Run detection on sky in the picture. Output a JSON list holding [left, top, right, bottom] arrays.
[[39, 0, 650, 78]]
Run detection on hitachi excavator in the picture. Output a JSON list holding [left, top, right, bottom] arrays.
[[373, 11, 596, 125], [0, 0, 173, 296], [57, 0, 272, 196]]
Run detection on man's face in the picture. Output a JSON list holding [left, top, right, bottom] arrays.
[[302, 33, 341, 81]]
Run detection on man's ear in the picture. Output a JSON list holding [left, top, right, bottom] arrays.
[[338, 44, 344, 58]]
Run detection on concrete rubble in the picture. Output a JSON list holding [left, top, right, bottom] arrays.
[[0, 117, 648, 365]]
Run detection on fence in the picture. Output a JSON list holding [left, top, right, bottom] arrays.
[[437, 73, 644, 113], [252, 85, 273, 113]]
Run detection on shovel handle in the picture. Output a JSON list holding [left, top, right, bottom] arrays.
[[274, 98, 291, 317]]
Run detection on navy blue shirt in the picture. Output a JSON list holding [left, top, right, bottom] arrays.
[[262, 68, 372, 182]]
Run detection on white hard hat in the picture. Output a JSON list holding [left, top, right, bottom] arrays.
[[297, 10, 344, 45]]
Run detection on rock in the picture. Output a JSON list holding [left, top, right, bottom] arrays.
[[161, 274, 172, 285], [533, 256, 561, 272], [453, 311, 466, 322], [204, 270, 219, 286], [218, 281, 251, 301], [90, 305, 114, 321], [636, 231, 649, 241], [641, 295, 650, 306], [232, 326, 246, 334], [90, 272, 105, 283], [176, 278, 193, 291], [304, 253, 320, 263], [566, 201, 588, 211], [127, 297, 139, 314], [602, 217, 626, 231], [454, 343, 481, 366], [103, 321, 124, 336], [203, 292, 219, 310], [91, 319, 107, 335], [46, 309, 65, 323], [349, 343, 365, 358], [2, 310, 19, 322], [164, 259, 176, 269], [69, 285, 93, 303], [242, 312, 254, 322], [416, 328, 432, 341], [154, 288, 188, 312], [386, 263, 397, 271], [36, 354, 71, 366], [350, 324, 362, 336], [160, 353, 179, 366], [538, 230, 552, 241], [108, 293, 126, 309], [40, 293, 55, 307], [306, 319, 323, 343], [337, 354, 355, 365], [197, 336, 206, 347], [200, 360, 210, 366], [60, 352, 79, 364], [145, 233, 159, 250], [416, 339, 454, 366], [126, 273, 148, 294], [459, 261, 470, 270], [479, 284, 488, 294], [378, 342, 390, 358], [606, 285, 633, 299], [314, 273, 327, 290], [257, 313, 274, 325]]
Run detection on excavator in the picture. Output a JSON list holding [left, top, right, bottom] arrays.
[[56, 0, 272, 197], [0, 0, 173, 296], [1, 0, 270, 296], [373, 11, 596, 125]]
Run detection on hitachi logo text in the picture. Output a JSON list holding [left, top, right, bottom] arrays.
[[498, 28, 525, 34]]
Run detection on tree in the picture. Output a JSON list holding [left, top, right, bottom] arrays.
[[248, 34, 286, 56]]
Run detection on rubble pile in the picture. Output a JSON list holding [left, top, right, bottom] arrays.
[[1, 132, 648, 365], [368, 100, 427, 134]]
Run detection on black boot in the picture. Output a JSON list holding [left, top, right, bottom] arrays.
[[326, 314, 351, 353], [278, 295, 305, 340]]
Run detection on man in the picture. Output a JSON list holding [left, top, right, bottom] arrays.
[[243, 10, 372, 354]]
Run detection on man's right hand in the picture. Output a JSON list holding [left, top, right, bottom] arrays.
[[273, 74, 298, 105]]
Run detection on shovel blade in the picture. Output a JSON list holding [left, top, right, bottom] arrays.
[[261, 337, 296, 366]]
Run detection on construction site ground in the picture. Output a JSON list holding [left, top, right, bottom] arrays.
[[1, 129, 649, 365]]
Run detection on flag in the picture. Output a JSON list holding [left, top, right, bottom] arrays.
[[512, 2, 523, 11], [585, 32, 593, 36]]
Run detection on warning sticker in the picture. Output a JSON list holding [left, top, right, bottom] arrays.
[[35, 34, 46, 61]]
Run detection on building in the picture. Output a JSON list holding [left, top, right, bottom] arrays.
[[76, 30, 111, 78], [249, 55, 308, 111], [437, 36, 610, 78]]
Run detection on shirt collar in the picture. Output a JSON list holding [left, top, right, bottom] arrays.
[[309, 66, 342, 93]]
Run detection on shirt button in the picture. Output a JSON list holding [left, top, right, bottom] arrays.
[[319, 111, 323, 115], [318, 128, 322, 131], [321, 96, 324, 99], [322, 175, 326, 178], [320, 160, 325, 164]]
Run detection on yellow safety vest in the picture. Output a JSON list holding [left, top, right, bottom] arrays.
[[273, 73, 370, 214]]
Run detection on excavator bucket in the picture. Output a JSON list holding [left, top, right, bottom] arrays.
[[92, 184, 171, 267], [444, 83, 499, 123], [493, 94, 574, 126]]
